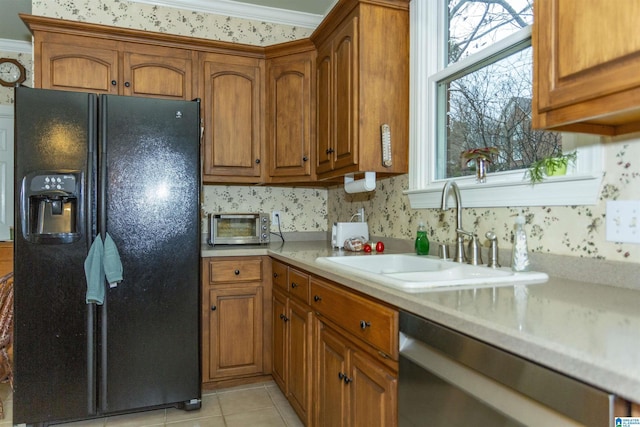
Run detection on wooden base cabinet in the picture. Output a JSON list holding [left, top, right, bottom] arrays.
[[273, 260, 399, 426], [273, 290, 313, 423], [272, 261, 313, 425], [0, 242, 13, 278], [202, 256, 271, 387], [315, 320, 397, 427]]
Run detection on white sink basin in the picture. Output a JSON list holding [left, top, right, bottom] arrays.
[[316, 253, 548, 292]]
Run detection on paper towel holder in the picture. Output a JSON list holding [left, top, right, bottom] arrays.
[[344, 172, 376, 194]]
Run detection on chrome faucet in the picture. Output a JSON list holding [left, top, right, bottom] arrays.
[[440, 181, 466, 263]]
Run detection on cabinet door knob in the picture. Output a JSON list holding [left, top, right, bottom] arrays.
[[255, 158, 261, 164], [291, 282, 298, 289], [313, 295, 322, 302], [273, 273, 278, 278], [279, 313, 285, 319], [283, 315, 289, 322], [211, 305, 217, 311], [338, 372, 345, 380], [234, 269, 240, 275], [124, 81, 131, 87], [111, 80, 117, 86], [343, 376, 352, 384], [360, 320, 371, 330], [302, 156, 308, 162]]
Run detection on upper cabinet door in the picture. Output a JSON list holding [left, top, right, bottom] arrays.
[[201, 53, 264, 182], [39, 37, 119, 94], [533, 0, 640, 135], [267, 51, 314, 180], [316, 44, 333, 176], [311, 2, 409, 180], [332, 16, 359, 172], [122, 45, 194, 100]]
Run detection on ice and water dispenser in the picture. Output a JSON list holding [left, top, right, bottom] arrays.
[[21, 172, 82, 244]]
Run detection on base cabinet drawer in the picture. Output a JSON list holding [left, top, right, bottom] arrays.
[[310, 277, 398, 359], [207, 258, 263, 284]]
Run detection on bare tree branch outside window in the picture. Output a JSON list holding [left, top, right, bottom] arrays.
[[440, 0, 562, 179]]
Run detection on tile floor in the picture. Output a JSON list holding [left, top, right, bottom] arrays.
[[0, 381, 304, 427]]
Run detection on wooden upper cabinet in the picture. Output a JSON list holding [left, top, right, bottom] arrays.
[[122, 44, 193, 100], [34, 31, 193, 100], [266, 44, 316, 182], [200, 52, 264, 183], [332, 17, 359, 173], [311, 1, 409, 180], [316, 44, 333, 175], [532, 0, 640, 135], [38, 35, 119, 94]]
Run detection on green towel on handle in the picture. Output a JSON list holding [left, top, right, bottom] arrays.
[[103, 233, 123, 287], [84, 237, 104, 304], [84, 233, 123, 305]]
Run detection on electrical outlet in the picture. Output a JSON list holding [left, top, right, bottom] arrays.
[[272, 211, 281, 226], [606, 200, 640, 244]]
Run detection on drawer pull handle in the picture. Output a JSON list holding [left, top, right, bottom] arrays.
[[313, 295, 322, 302], [234, 269, 240, 275], [360, 320, 371, 330], [211, 305, 217, 311], [291, 282, 298, 289]]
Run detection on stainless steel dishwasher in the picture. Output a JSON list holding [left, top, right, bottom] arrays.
[[399, 311, 624, 427]]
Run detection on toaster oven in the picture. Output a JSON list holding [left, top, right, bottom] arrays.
[[208, 213, 270, 246]]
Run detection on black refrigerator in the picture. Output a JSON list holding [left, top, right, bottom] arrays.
[[13, 87, 201, 425]]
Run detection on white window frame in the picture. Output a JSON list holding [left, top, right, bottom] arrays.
[[405, 0, 604, 209]]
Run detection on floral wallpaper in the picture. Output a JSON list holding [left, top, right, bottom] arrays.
[[202, 185, 327, 232], [31, 0, 312, 45], [328, 139, 640, 264]]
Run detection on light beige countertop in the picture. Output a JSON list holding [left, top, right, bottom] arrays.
[[202, 240, 640, 403]]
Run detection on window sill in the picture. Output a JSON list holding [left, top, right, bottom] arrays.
[[404, 172, 604, 209]]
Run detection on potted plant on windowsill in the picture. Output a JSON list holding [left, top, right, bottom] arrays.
[[526, 151, 577, 184]]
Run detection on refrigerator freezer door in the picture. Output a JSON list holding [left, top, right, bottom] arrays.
[[99, 95, 201, 413], [13, 87, 98, 424]]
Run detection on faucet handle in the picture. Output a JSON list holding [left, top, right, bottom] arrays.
[[485, 231, 501, 268], [466, 234, 483, 266]]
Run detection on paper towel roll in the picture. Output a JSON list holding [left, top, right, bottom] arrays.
[[344, 172, 376, 193]]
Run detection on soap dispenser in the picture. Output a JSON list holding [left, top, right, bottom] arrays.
[[511, 215, 530, 272], [415, 221, 430, 255]]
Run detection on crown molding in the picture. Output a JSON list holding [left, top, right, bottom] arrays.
[[0, 38, 32, 54], [131, 0, 327, 28]]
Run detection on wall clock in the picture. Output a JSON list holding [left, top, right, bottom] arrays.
[[0, 58, 27, 87]]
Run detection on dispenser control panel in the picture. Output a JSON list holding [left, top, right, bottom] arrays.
[[30, 174, 76, 192]]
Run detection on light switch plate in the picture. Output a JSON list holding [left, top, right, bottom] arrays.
[[606, 200, 640, 244]]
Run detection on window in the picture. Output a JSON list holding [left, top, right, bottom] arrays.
[[406, 0, 603, 208]]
